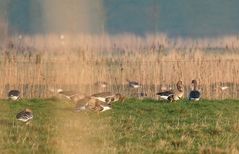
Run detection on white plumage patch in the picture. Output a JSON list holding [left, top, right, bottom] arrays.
[[221, 86, 229, 91], [93, 97, 107, 102], [100, 106, 112, 112], [190, 98, 200, 101], [10, 96, 19, 101], [159, 95, 170, 100]]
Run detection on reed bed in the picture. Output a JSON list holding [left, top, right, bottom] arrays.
[[0, 34, 239, 99]]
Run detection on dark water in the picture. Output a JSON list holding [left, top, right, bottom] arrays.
[[2, 0, 239, 37], [105, 0, 239, 37]]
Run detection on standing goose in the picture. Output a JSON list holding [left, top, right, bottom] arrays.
[[16, 108, 33, 123], [156, 81, 184, 102], [189, 80, 201, 101], [8, 90, 20, 101]]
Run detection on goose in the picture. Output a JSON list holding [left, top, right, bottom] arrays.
[[127, 79, 141, 88], [189, 80, 201, 101], [220, 86, 229, 91], [75, 92, 124, 112], [156, 81, 184, 102], [91, 92, 124, 104], [8, 90, 20, 101], [75, 97, 91, 111], [56, 89, 86, 103], [16, 108, 33, 123], [75, 97, 112, 112], [93, 101, 112, 112], [94, 81, 108, 88]]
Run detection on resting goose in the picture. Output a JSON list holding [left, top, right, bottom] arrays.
[[75, 92, 124, 112], [16, 108, 33, 123], [94, 81, 108, 88], [91, 92, 124, 104], [57, 89, 86, 103], [76, 97, 112, 112], [189, 80, 201, 101], [220, 86, 229, 91], [8, 90, 21, 101], [156, 81, 184, 102], [127, 79, 141, 89]]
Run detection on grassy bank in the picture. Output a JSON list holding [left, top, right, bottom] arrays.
[[0, 99, 57, 153], [0, 99, 238, 153], [112, 99, 239, 153]]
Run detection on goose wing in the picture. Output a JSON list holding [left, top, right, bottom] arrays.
[[156, 90, 174, 96], [16, 111, 33, 122], [189, 90, 201, 100], [156, 90, 174, 100], [94, 100, 112, 112], [8, 90, 20, 97], [91, 92, 113, 97]]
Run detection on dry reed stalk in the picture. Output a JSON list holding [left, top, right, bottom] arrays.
[[0, 34, 239, 99]]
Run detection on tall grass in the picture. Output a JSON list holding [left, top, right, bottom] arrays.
[[0, 34, 239, 99]]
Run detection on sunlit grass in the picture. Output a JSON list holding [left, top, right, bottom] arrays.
[[111, 99, 239, 153], [0, 99, 238, 153], [0, 99, 57, 153]]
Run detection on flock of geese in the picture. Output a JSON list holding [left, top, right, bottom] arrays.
[[8, 79, 228, 124]]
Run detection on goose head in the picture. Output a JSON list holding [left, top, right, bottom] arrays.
[[57, 89, 63, 93], [191, 80, 198, 90], [25, 108, 32, 113], [176, 80, 184, 92]]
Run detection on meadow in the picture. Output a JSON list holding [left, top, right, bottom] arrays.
[[0, 98, 238, 153], [0, 34, 239, 153]]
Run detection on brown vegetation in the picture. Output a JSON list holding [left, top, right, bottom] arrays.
[[0, 34, 239, 99]]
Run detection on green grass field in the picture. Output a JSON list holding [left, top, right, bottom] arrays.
[[0, 98, 238, 154]]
